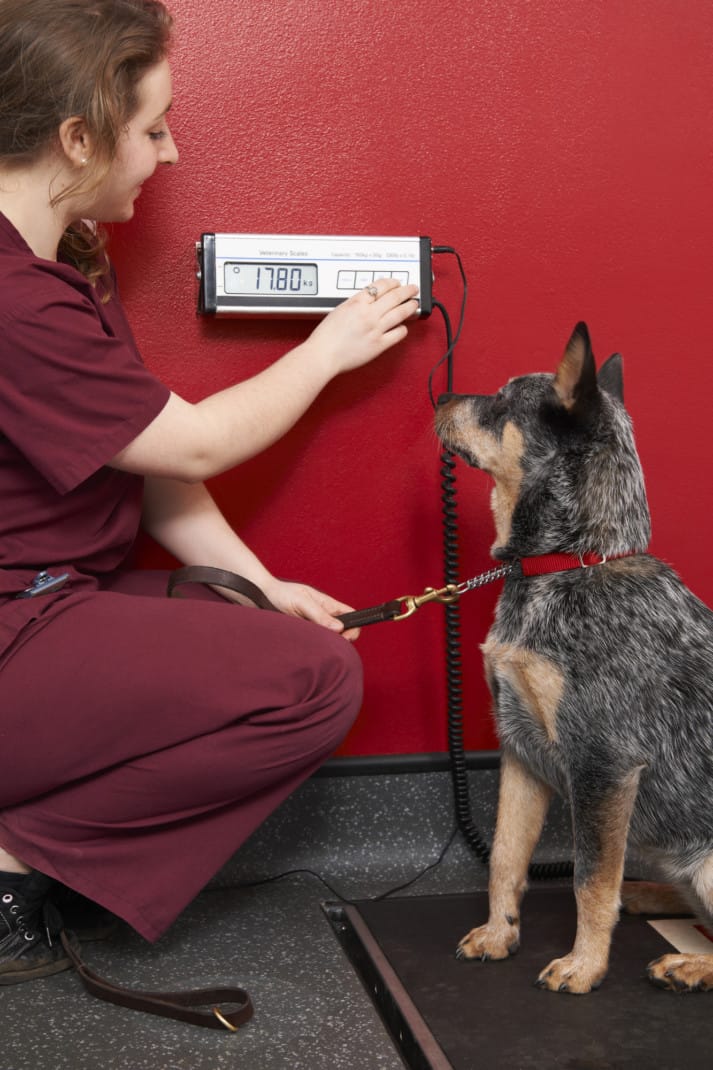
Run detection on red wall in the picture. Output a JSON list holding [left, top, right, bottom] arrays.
[[111, 0, 713, 755]]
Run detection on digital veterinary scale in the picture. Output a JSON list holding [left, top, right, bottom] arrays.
[[196, 234, 433, 317]]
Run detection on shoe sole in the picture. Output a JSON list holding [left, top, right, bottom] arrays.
[[0, 952, 73, 985]]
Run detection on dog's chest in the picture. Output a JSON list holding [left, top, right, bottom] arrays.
[[481, 630, 564, 745], [481, 582, 572, 753]]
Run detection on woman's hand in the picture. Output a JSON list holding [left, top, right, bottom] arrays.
[[302, 277, 419, 376], [262, 578, 361, 641]]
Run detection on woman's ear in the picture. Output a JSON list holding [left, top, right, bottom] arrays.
[[57, 116, 94, 168]]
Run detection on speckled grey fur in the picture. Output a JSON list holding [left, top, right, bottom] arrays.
[[436, 322, 713, 992]]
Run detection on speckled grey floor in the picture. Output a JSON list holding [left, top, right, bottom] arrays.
[[1, 764, 575, 1070]]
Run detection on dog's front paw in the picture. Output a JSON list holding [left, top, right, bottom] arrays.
[[535, 953, 607, 994], [456, 919, 520, 962], [647, 953, 713, 992]]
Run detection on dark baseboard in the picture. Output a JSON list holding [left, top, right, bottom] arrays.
[[316, 751, 500, 777]]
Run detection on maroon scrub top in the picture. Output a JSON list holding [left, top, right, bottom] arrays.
[[0, 211, 170, 654]]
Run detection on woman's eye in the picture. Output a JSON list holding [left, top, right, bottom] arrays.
[[149, 129, 168, 141]]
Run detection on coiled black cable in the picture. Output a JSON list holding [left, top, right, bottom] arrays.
[[441, 449, 493, 866], [431, 252, 572, 881]]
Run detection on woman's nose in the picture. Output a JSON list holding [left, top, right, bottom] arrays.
[[160, 128, 179, 165]]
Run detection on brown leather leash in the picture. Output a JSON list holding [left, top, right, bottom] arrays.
[[45, 551, 634, 1032], [166, 563, 514, 627], [61, 933, 252, 1031], [167, 553, 637, 628]]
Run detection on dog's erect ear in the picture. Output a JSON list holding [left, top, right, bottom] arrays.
[[554, 322, 597, 411], [597, 353, 624, 403]]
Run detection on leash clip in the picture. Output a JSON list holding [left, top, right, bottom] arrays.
[[393, 584, 460, 621]]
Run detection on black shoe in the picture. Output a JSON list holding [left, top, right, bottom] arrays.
[[0, 871, 77, 985]]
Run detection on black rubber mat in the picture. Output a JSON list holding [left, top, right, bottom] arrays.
[[326, 887, 712, 1069]]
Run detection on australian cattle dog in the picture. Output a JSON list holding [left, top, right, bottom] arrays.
[[435, 323, 713, 993]]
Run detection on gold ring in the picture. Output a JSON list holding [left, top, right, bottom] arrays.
[[212, 1007, 239, 1032], [365, 284, 378, 299]]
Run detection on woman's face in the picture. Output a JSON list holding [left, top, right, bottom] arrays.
[[85, 58, 178, 222]]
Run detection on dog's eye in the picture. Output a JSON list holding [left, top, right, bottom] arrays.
[[490, 392, 508, 417]]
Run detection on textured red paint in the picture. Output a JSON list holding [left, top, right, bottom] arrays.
[[110, 0, 713, 755]]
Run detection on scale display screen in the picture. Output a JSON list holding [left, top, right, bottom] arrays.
[[224, 261, 318, 295], [197, 233, 432, 318]]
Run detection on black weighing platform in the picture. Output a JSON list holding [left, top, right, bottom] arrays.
[[325, 886, 711, 1070]]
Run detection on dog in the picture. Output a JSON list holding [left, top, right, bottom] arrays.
[[434, 322, 713, 994]]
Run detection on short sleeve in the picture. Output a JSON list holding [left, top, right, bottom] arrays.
[[0, 262, 170, 493]]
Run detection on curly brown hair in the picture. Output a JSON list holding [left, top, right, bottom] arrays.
[[0, 0, 173, 287]]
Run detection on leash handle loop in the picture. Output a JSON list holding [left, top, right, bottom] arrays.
[[60, 932, 253, 1031], [167, 565, 278, 611]]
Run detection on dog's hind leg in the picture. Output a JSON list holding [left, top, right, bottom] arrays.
[[621, 880, 692, 915], [456, 748, 552, 962], [536, 766, 643, 994], [647, 853, 713, 992]]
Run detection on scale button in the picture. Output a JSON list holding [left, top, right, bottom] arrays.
[[354, 270, 374, 288], [337, 270, 357, 289], [373, 270, 393, 281], [391, 271, 409, 284]]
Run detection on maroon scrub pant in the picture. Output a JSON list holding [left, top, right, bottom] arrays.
[[0, 571, 362, 941]]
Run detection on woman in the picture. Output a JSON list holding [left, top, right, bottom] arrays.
[[0, 0, 418, 984]]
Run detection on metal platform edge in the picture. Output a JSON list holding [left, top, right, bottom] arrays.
[[322, 901, 455, 1070]]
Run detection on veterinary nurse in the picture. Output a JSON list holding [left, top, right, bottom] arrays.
[[0, 0, 418, 984]]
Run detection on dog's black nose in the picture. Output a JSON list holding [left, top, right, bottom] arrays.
[[437, 393, 455, 406]]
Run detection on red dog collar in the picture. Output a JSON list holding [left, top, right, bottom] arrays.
[[519, 550, 639, 577]]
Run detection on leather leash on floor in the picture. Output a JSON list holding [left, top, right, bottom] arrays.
[[57, 562, 518, 1030], [166, 563, 514, 627], [60, 933, 253, 1032]]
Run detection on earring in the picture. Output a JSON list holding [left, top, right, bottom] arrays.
[[80, 157, 88, 166]]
